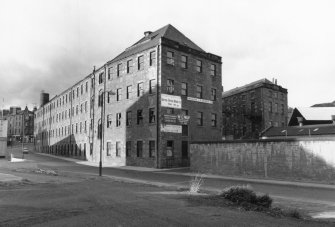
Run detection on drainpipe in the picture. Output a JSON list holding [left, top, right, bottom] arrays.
[[156, 44, 160, 168]]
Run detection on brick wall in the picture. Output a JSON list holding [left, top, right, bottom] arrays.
[[190, 138, 335, 184]]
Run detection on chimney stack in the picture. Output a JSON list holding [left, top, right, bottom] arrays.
[[297, 117, 304, 127]]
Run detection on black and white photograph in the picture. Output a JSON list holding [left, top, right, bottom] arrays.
[[0, 0, 335, 226]]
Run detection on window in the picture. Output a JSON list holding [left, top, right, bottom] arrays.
[[181, 83, 188, 96], [77, 87, 79, 97], [117, 63, 122, 77], [196, 60, 202, 72], [182, 141, 188, 158], [126, 111, 132, 126], [117, 88, 122, 101], [166, 140, 174, 157], [76, 123, 78, 134], [210, 64, 216, 76], [211, 113, 217, 127], [85, 101, 87, 112], [274, 103, 278, 113], [108, 67, 112, 80], [182, 125, 188, 136], [138, 55, 144, 70], [281, 104, 285, 115], [211, 88, 217, 101], [98, 72, 104, 84], [127, 59, 133, 74], [137, 82, 144, 97], [76, 105, 78, 115], [149, 140, 155, 158], [116, 141, 121, 157], [98, 90, 103, 107], [80, 122, 82, 133], [127, 85, 132, 99], [269, 90, 272, 97], [149, 108, 155, 123], [107, 92, 111, 103], [116, 113, 121, 127], [107, 114, 112, 128], [274, 92, 278, 98], [86, 81, 88, 92], [81, 84, 83, 95], [196, 85, 203, 99], [126, 141, 131, 157], [107, 142, 111, 156], [80, 103, 83, 113], [166, 108, 174, 114], [137, 109, 143, 124], [181, 55, 188, 69], [197, 112, 203, 126], [84, 120, 87, 132], [167, 79, 174, 94], [149, 79, 156, 94], [269, 102, 273, 112], [167, 51, 174, 65], [137, 141, 143, 157], [150, 51, 156, 66]]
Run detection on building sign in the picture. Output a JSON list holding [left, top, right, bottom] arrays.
[[187, 97, 213, 104], [177, 114, 190, 125], [161, 94, 182, 109], [163, 114, 190, 125], [161, 124, 182, 133], [163, 115, 177, 124]]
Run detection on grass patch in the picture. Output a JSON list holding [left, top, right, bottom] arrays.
[[185, 185, 304, 220]]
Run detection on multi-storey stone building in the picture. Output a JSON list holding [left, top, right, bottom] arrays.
[[34, 24, 222, 168], [222, 79, 288, 139], [7, 106, 34, 143]]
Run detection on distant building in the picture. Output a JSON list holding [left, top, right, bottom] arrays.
[[0, 118, 7, 157], [222, 78, 288, 139], [34, 24, 222, 168], [288, 107, 335, 126], [261, 116, 335, 139], [7, 106, 34, 143], [311, 101, 335, 107]]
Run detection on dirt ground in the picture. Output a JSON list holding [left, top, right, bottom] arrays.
[[0, 170, 333, 227]]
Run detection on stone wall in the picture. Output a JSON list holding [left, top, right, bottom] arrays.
[[190, 138, 335, 184]]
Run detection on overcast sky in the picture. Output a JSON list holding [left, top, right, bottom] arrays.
[[1, 0, 334, 110]]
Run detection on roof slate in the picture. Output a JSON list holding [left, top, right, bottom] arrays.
[[222, 78, 274, 98], [109, 24, 204, 63], [262, 124, 335, 137]]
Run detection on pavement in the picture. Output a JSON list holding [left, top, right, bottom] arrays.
[[0, 173, 22, 182], [18, 152, 335, 190]]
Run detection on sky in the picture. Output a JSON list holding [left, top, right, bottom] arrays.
[[0, 0, 334, 110]]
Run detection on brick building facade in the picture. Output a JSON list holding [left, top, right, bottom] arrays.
[[222, 79, 288, 139], [34, 24, 222, 168], [7, 106, 34, 143]]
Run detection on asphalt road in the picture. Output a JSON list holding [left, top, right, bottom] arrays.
[[5, 145, 335, 217]]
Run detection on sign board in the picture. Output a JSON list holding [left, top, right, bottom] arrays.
[[187, 97, 213, 104], [163, 115, 177, 124], [161, 124, 182, 133], [177, 114, 190, 125], [161, 94, 182, 109]]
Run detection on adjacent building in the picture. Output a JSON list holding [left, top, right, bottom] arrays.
[[7, 106, 34, 143], [34, 24, 222, 168], [222, 78, 288, 139], [288, 107, 335, 126]]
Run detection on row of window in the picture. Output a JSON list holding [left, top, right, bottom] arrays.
[[98, 80, 156, 107], [41, 143, 87, 157], [268, 102, 285, 115], [36, 81, 89, 119], [45, 120, 88, 138], [166, 51, 217, 76], [38, 101, 88, 128], [166, 79, 217, 100], [97, 51, 157, 84]]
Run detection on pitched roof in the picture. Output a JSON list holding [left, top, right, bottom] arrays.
[[312, 100, 335, 107], [261, 124, 335, 138], [293, 107, 335, 121], [110, 24, 204, 63], [222, 78, 276, 98]]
